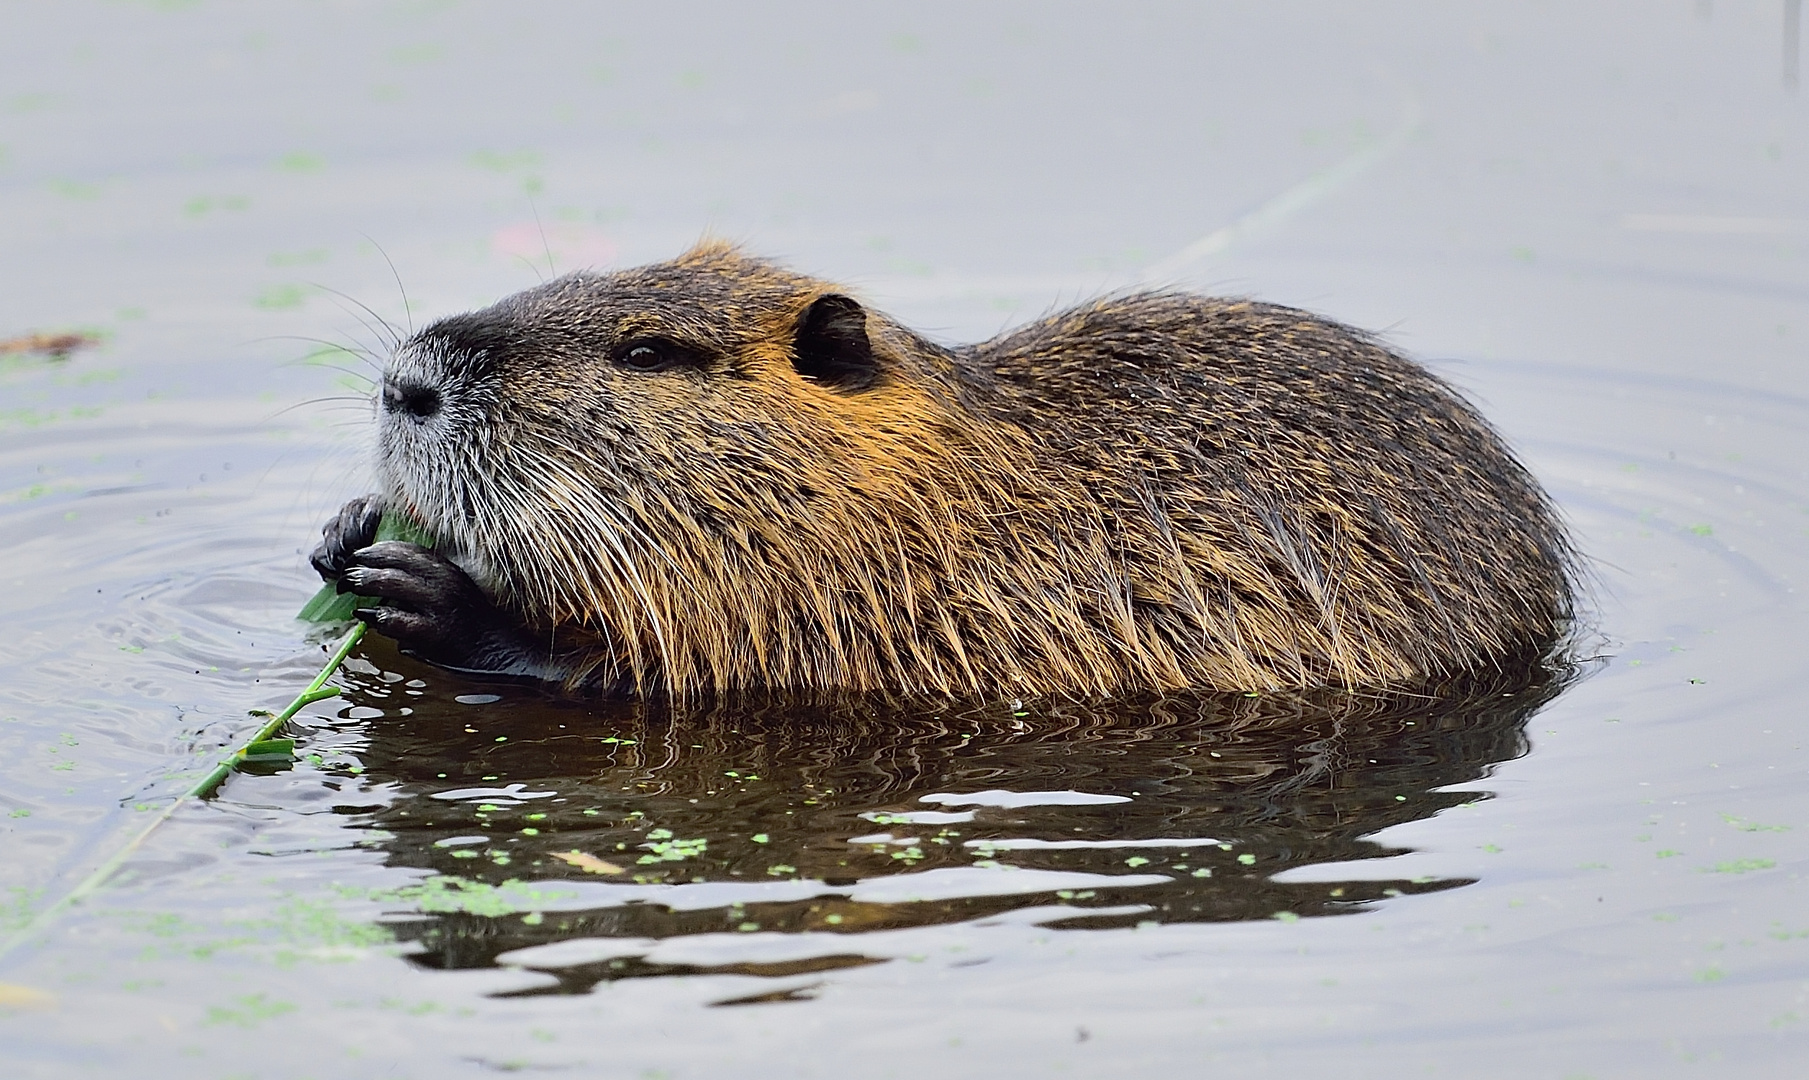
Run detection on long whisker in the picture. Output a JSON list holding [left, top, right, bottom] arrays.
[[251, 335, 384, 376], [517, 436, 692, 584], [511, 253, 546, 285], [496, 442, 678, 678], [477, 468, 642, 669], [264, 395, 377, 421], [530, 197, 556, 278], [359, 233, 414, 335], [308, 283, 403, 351]]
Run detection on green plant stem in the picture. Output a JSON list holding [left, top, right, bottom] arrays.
[[0, 622, 367, 965]]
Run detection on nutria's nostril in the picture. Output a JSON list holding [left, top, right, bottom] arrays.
[[383, 380, 441, 421]]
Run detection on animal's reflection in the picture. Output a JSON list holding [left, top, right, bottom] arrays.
[[326, 639, 1567, 996]]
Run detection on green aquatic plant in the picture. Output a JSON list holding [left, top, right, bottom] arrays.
[[0, 509, 432, 965], [0, 625, 365, 966]]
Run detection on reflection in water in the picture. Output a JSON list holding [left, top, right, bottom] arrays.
[[319, 640, 1573, 998]]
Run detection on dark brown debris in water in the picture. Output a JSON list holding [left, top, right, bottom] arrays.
[[0, 331, 101, 359], [709, 981, 825, 1007]]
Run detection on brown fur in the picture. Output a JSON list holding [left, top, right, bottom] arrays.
[[376, 242, 1574, 697]]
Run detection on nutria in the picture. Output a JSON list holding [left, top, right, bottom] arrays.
[[311, 242, 1574, 698]]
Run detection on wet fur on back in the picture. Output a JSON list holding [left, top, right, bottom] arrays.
[[374, 242, 1574, 698]]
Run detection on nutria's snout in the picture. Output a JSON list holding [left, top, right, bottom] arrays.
[[382, 378, 441, 422]]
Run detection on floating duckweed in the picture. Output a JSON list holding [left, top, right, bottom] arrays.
[[1721, 814, 1790, 833], [370, 876, 578, 918], [636, 834, 707, 865], [204, 992, 296, 1029], [1707, 858, 1776, 874]]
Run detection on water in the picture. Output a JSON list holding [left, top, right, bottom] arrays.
[[2, 2, 1806, 1076]]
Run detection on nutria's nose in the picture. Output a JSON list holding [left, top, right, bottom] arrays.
[[383, 379, 441, 421]]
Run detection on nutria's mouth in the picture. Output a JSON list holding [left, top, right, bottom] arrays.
[[397, 492, 431, 540], [389, 478, 508, 600]]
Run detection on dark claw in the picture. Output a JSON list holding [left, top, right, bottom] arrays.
[[341, 541, 546, 677], [339, 541, 492, 614], [338, 565, 442, 610], [311, 494, 386, 581], [353, 606, 436, 646]]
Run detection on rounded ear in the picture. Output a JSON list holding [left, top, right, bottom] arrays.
[[792, 294, 881, 391]]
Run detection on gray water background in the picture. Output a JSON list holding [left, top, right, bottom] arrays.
[[1, 1, 1806, 1076]]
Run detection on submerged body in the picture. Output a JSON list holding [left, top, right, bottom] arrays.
[[313, 244, 1573, 697]]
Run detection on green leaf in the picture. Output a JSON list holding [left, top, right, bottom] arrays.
[[296, 586, 363, 623], [297, 508, 436, 622], [235, 736, 298, 775], [239, 739, 297, 766]]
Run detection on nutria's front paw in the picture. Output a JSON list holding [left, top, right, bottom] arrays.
[[336, 541, 538, 675], [310, 494, 386, 582]]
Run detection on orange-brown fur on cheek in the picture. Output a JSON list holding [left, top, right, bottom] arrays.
[[384, 243, 1575, 699]]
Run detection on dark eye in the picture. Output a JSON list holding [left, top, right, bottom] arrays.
[[614, 339, 696, 373], [620, 344, 666, 371]]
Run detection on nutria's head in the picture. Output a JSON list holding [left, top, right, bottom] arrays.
[[375, 243, 1020, 694]]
